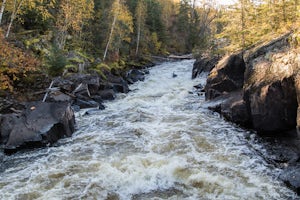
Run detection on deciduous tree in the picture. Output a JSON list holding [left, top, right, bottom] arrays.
[[0, 30, 39, 91], [103, 0, 133, 61]]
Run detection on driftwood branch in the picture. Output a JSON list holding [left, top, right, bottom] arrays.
[[42, 81, 54, 102]]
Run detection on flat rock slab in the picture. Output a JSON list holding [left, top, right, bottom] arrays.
[[1, 102, 75, 153]]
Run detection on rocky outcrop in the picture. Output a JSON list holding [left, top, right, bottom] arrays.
[[200, 32, 300, 194], [244, 77, 298, 133], [0, 64, 151, 154], [0, 65, 150, 115], [205, 53, 246, 100], [207, 90, 251, 127], [203, 33, 298, 134], [243, 32, 298, 133], [192, 56, 220, 79], [0, 102, 75, 153], [292, 70, 300, 135], [46, 68, 148, 109]]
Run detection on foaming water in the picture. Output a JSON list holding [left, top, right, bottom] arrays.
[[0, 60, 297, 199]]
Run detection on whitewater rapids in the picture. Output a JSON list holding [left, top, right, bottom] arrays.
[[0, 60, 297, 199]]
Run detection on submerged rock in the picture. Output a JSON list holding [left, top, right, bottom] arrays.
[[1, 102, 75, 153]]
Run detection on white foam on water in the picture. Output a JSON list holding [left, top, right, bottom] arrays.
[[0, 60, 297, 200]]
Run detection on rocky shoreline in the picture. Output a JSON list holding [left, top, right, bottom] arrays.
[[193, 32, 300, 194], [0, 63, 152, 153]]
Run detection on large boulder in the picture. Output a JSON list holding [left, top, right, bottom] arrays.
[[207, 90, 251, 127], [243, 34, 299, 134], [244, 77, 297, 133], [192, 56, 220, 79], [97, 89, 116, 101], [107, 75, 129, 93], [205, 53, 246, 100], [0, 102, 75, 153]]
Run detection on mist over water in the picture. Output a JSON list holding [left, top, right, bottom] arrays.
[[0, 60, 297, 199]]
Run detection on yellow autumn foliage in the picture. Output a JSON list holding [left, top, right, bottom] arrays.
[[0, 30, 40, 91]]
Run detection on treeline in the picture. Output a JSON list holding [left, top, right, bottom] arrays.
[[0, 0, 299, 91], [0, 0, 217, 90], [215, 0, 300, 52]]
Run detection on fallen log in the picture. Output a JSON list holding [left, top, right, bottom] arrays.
[[168, 54, 193, 60]]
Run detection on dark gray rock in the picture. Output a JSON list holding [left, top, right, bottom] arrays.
[[1, 102, 75, 153], [74, 99, 99, 109], [206, 91, 251, 127], [194, 84, 204, 90], [244, 77, 297, 133], [55, 74, 100, 95], [83, 108, 105, 116], [0, 114, 22, 144], [49, 91, 73, 102], [205, 53, 245, 100], [0, 97, 25, 114], [280, 163, 300, 195], [126, 69, 145, 84], [97, 89, 116, 101], [108, 75, 129, 93], [294, 73, 300, 135]]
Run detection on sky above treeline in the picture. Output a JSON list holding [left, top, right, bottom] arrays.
[[217, 0, 237, 5]]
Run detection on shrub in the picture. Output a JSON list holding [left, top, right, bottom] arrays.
[[46, 45, 67, 77], [0, 30, 40, 91]]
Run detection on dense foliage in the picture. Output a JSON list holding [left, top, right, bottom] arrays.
[[0, 30, 39, 91], [0, 0, 299, 91], [215, 0, 300, 52]]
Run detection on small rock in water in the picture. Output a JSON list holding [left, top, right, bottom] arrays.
[[172, 72, 177, 78]]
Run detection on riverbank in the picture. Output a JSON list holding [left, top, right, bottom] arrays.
[[193, 32, 300, 194], [0, 59, 154, 153]]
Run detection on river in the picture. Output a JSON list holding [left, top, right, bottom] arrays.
[[0, 60, 297, 199]]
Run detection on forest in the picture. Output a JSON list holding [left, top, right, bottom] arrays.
[[0, 0, 299, 92]]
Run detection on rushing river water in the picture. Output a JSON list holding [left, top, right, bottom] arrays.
[[0, 60, 298, 199]]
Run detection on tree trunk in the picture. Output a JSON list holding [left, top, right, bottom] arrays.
[[103, 0, 120, 61], [6, 0, 24, 38], [0, 0, 7, 25], [135, 4, 142, 57], [135, 22, 141, 56], [241, 0, 246, 50]]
